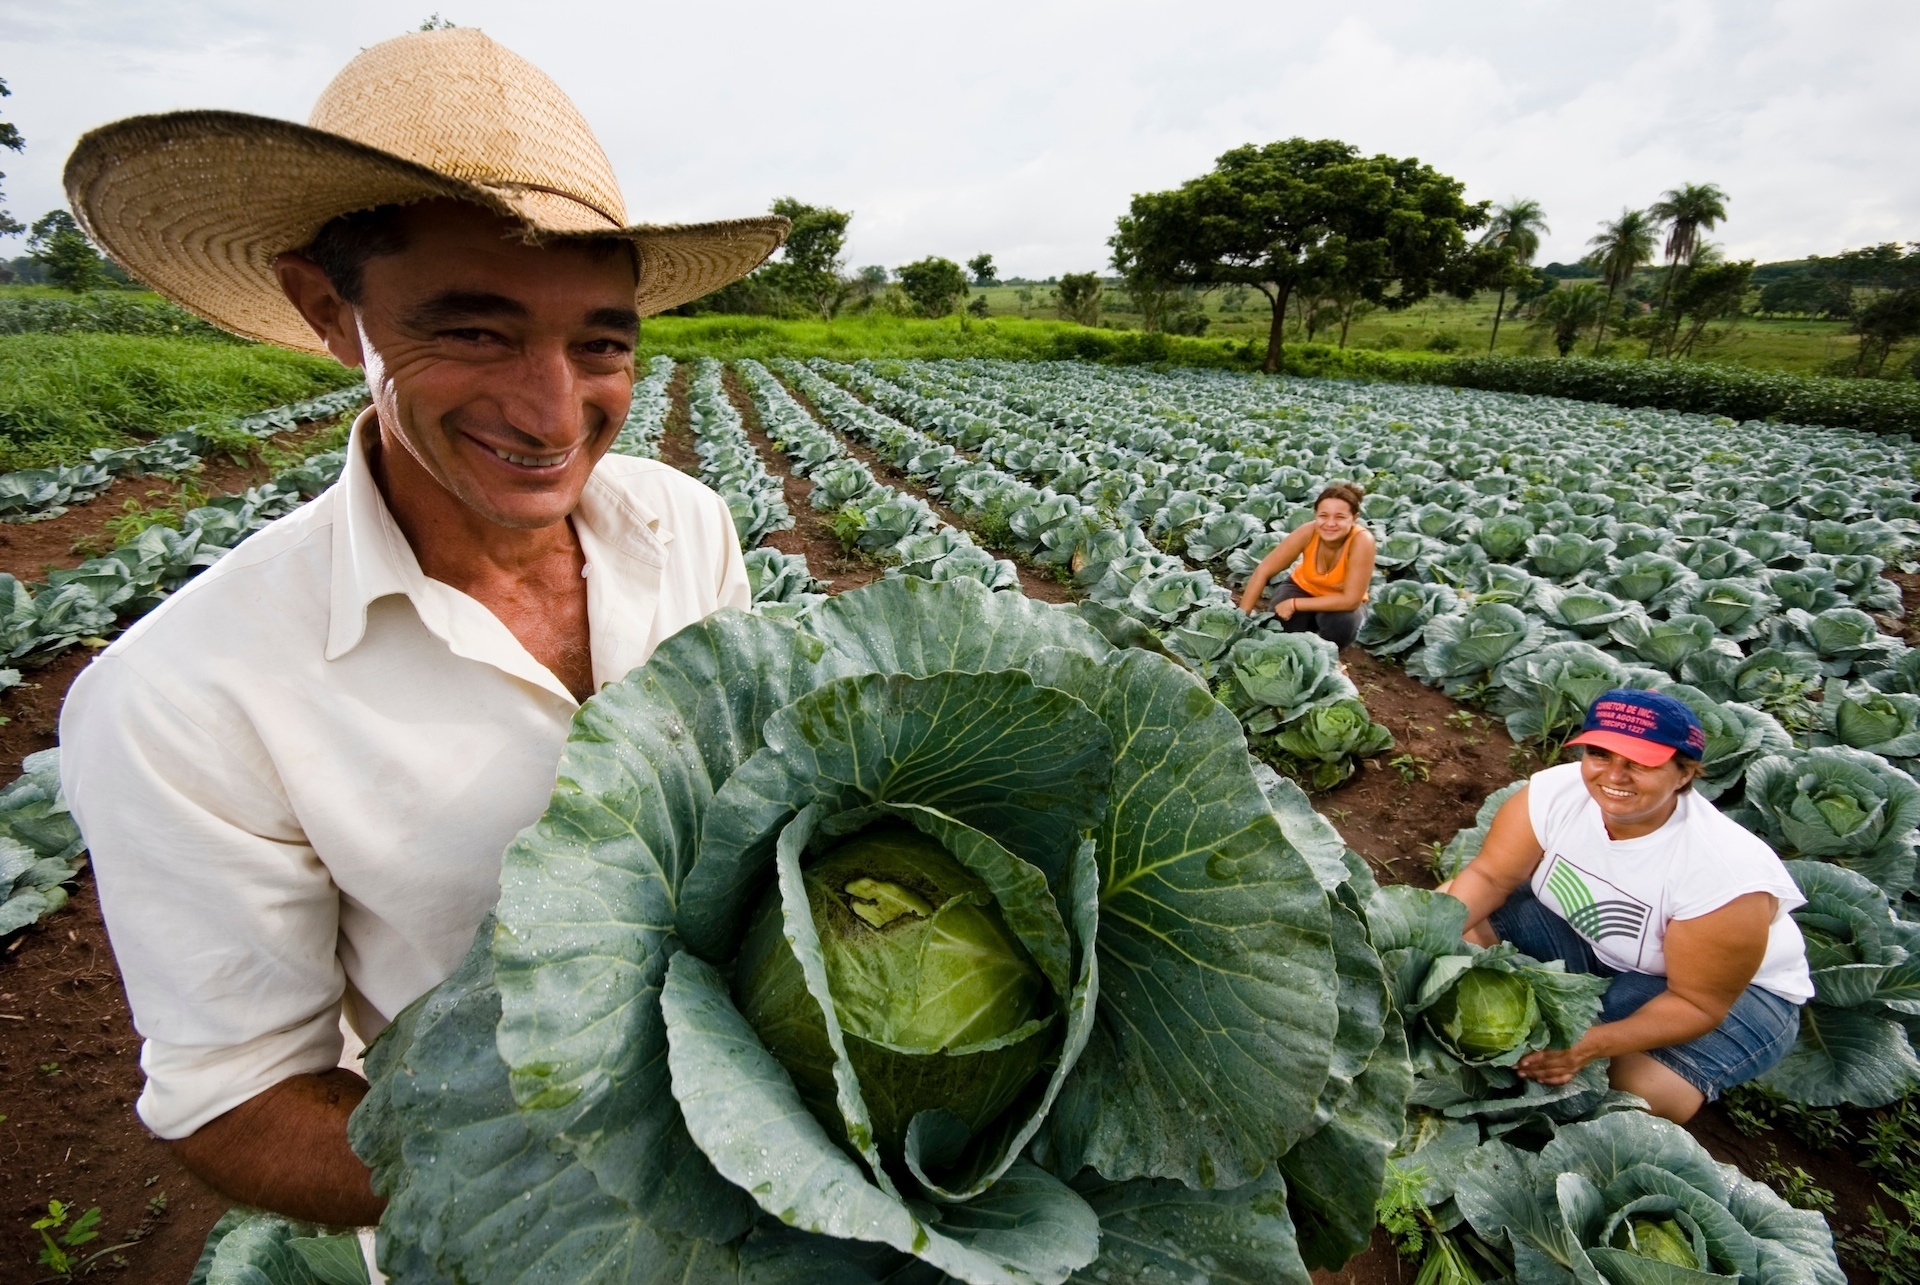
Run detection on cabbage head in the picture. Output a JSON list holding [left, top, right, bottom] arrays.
[[1816, 682, 1920, 762], [1677, 537, 1764, 582], [1524, 533, 1614, 581], [1599, 553, 1694, 605], [1375, 530, 1447, 576], [1667, 577, 1777, 641], [1272, 698, 1395, 791], [1358, 581, 1460, 656], [1184, 511, 1266, 563], [1367, 887, 1608, 1080], [1765, 567, 1848, 615], [1770, 607, 1907, 678], [746, 548, 826, 608], [1533, 585, 1638, 640], [1464, 562, 1550, 611], [1222, 631, 1357, 733], [343, 579, 1407, 1285], [1655, 682, 1793, 801], [812, 458, 882, 510], [1757, 861, 1920, 1107], [1473, 513, 1535, 563], [1490, 643, 1664, 747], [1734, 529, 1812, 567], [1735, 747, 1920, 897], [1406, 603, 1547, 698], [1606, 612, 1736, 676], [1125, 567, 1228, 624], [1606, 522, 1668, 559], [1681, 645, 1825, 715], [1164, 601, 1257, 673], [1452, 1113, 1843, 1285]]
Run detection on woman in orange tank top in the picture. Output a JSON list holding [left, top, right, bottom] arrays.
[[1236, 482, 1376, 649]]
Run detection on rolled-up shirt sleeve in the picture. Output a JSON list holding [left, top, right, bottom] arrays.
[[60, 653, 345, 1140]]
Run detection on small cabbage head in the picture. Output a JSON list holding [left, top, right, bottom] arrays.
[[1614, 1216, 1699, 1269], [734, 829, 1052, 1154], [1427, 969, 1541, 1062]]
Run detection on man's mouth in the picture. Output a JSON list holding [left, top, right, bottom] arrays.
[[490, 446, 570, 469], [1599, 784, 1635, 800]]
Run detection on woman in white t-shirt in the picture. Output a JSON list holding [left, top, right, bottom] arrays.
[[1441, 688, 1811, 1123]]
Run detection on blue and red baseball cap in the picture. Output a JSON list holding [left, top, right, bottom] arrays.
[[1565, 688, 1706, 767]]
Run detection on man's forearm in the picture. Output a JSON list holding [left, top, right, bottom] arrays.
[[170, 1069, 386, 1226]]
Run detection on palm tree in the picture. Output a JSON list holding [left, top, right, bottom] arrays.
[[1480, 198, 1549, 353], [1646, 182, 1729, 355], [1528, 284, 1606, 356], [1586, 208, 1657, 356]]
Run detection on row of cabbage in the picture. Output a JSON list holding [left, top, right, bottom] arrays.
[[785, 359, 1396, 790], [0, 383, 367, 522], [733, 358, 1028, 606]]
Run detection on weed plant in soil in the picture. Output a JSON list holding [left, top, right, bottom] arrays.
[[0, 333, 358, 471]]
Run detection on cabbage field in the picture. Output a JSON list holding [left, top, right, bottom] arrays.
[[11, 355, 1920, 1282]]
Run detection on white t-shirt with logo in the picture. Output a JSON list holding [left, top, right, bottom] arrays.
[[1526, 762, 1814, 1003]]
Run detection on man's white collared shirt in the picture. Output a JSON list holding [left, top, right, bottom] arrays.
[[59, 411, 749, 1138]]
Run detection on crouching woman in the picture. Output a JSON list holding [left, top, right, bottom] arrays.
[[1440, 689, 1811, 1122], [1237, 482, 1375, 649]]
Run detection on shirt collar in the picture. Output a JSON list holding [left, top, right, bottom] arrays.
[[325, 409, 673, 687]]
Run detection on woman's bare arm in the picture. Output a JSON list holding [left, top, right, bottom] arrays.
[[1442, 787, 1544, 936], [1287, 528, 1377, 613], [1517, 893, 1775, 1085], [1237, 524, 1313, 613]]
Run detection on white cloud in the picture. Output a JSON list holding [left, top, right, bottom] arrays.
[[4, 0, 1914, 277]]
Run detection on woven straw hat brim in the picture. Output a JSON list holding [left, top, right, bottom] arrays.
[[65, 110, 788, 356]]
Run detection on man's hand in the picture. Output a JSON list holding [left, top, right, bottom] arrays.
[[170, 1069, 386, 1227]]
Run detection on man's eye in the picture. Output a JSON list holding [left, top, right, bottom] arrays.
[[441, 328, 501, 344], [581, 339, 632, 356]]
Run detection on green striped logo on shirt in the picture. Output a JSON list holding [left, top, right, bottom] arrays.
[[1542, 856, 1652, 944]]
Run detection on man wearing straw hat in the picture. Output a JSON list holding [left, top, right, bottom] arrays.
[[57, 28, 787, 1227]]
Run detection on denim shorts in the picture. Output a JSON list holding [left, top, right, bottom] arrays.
[[1489, 885, 1801, 1100]]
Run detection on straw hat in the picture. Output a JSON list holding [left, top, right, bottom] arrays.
[[63, 28, 788, 355]]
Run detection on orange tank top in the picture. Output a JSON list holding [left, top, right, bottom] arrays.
[[1290, 528, 1358, 597]]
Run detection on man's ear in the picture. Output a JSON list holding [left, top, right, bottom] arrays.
[[274, 253, 366, 369]]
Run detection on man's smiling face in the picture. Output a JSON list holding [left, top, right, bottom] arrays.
[[292, 199, 640, 530]]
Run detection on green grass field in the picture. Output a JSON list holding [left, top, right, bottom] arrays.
[[0, 333, 361, 471], [972, 283, 1880, 375]]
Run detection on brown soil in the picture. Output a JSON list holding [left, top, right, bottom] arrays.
[[769, 373, 1074, 605], [1882, 570, 1920, 647], [1, 879, 223, 1284], [1323, 651, 1525, 889], [658, 361, 701, 478], [0, 419, 350, 587], [719, 369, 883, 594]]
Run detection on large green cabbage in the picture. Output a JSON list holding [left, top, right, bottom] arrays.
[[1406, 603, 1547, 698], [1735, 747, 1920, 897], [1452, 1113, 1843, 1285], [1756, 861, 1920, 1107], [335, 579, 1405, 1285], [1222, 630, 1357, 733]]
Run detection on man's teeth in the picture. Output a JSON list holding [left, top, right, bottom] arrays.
[[494, 448, 567, 468], [1601, 785, 1634, 798]]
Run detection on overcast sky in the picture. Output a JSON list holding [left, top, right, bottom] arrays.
[[6, 0, 1917, 278]]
